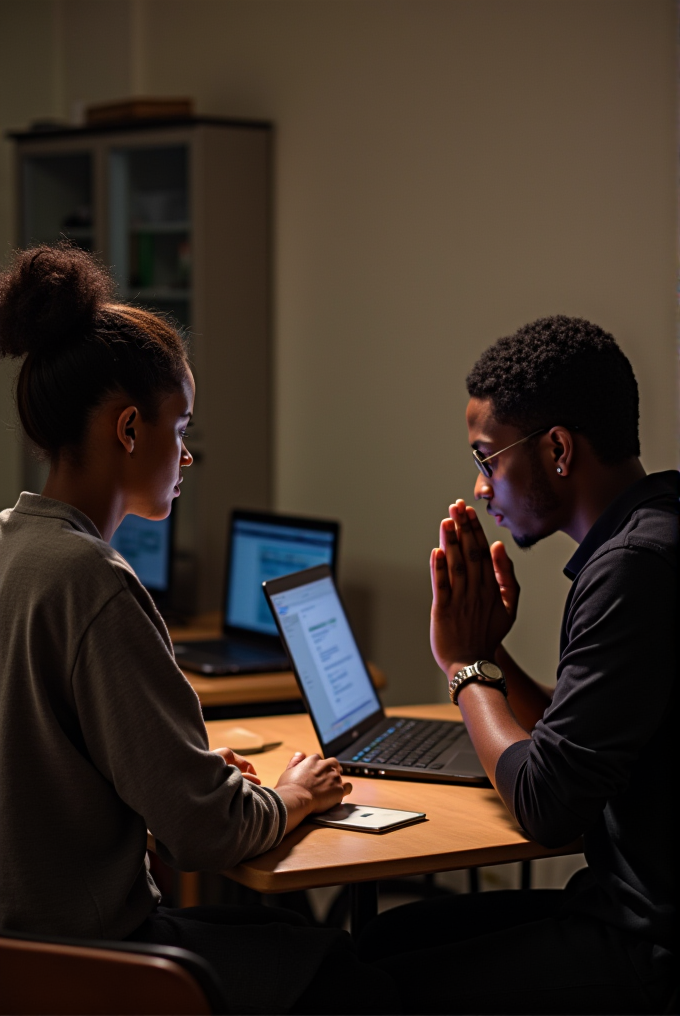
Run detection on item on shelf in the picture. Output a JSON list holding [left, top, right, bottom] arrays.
[[175, 240, 192, 288], [85, 97, 194, 126], [129, 233, 191, 292], [29, 118, 69, 133], [130, 233, 155, 289], [62, 205, 92, 229], [132, 189, 188, 224]]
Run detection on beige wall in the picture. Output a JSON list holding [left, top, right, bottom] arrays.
[[0, 0, 676, 705], [0, 0, 54, 512]]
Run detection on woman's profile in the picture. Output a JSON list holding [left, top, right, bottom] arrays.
[[0, 244, 399, 1015]]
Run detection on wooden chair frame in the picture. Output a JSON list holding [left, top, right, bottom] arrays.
[[0, 928, 228, 1015]]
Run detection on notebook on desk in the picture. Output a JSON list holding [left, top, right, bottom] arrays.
[[173, 510, 340, 675], [263, 564, 490, 786]]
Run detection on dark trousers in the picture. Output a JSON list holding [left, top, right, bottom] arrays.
[[358, 890, 673, 1015], [127, 903, 401, 1015]]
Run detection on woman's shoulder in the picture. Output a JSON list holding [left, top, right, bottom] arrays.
[[1, 496, 151, 615], [65, 525, 142, 588]]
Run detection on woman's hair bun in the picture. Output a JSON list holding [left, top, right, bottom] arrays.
[[0, 242, 114, 358]]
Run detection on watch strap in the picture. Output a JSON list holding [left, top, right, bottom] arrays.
[[448, 660, 507, 706]]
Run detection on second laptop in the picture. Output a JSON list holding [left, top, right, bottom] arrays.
[[173, 509, 340, 675]]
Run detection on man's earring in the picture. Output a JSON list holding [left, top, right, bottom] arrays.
[[556, 466, 563, 474]]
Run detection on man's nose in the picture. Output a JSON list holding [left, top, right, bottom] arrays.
[[474, 472, 493, 500]]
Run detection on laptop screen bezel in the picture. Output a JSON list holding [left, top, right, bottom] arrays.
[[262, 563, 385, 757], [222, 510, 341, 645]]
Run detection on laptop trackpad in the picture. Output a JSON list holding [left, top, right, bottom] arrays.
[[433, 740, 486, 778]]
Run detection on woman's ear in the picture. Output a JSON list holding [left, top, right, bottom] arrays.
[[116, 407, 137, 454]]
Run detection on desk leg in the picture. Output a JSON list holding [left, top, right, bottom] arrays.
[[178, 871, 201, 908], [350, 882, 378, 939]]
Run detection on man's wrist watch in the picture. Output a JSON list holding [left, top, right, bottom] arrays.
[[448, 660, 507, 706]]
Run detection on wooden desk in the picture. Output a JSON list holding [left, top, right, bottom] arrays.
[[168, 612, 385, 709], [205, 705, 582, 931]]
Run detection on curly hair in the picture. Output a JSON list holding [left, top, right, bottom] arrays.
[[0, 243, 189, 458], [465, 316, 640, 465]]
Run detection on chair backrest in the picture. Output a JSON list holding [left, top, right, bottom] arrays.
[[0, 932, 227, 1015]]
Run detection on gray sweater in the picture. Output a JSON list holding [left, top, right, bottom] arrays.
[[0, 493, 286, 939]]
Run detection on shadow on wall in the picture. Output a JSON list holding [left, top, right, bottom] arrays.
[[342, 559, 448, 708]]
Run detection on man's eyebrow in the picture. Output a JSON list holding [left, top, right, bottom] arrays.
[[471, 438, 492, 451]]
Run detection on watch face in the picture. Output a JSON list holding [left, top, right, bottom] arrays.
[[479, 661, 503, 681]]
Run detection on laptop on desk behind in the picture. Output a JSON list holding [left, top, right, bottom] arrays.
[[111, 512, 174, 616], [262, 564, 490, 786], [173, 510, 340, 675]]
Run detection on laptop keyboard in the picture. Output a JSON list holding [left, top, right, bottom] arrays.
[[350, 718, 465, 770]]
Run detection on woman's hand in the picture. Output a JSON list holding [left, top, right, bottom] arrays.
[[430, 500, 519, 677], [212, 746, 261, 785], [274, 751, 352, 834]]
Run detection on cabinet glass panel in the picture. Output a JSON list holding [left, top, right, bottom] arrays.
[[109, 146, 191, 327], [22, 152, 93, 249]]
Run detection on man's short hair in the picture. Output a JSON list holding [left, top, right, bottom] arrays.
[[466, 316, 640, 465]]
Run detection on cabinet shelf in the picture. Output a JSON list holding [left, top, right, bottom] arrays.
[[62, 227, 94, 239], [129, 221, 191, 234], [32, 230, 94, 245], [127, 287, 191, 301]]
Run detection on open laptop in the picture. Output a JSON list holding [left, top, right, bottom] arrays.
[[173, 510, 340, 675], [263, 564, 490, 786], [111, 512, 174, 615]]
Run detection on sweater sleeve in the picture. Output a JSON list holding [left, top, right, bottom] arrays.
[[71, 581, 287, 872], [495, 541, 675, 848]]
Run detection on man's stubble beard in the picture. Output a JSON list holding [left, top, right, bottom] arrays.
[[512, 446, 561, 550]]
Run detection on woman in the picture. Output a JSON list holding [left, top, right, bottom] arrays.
[[0, 245, 399, 1015]]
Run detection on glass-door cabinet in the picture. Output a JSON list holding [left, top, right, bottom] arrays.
[[22, 151, 95, 251], [11, 117, 273, 613], [109, 145, 191, 327]]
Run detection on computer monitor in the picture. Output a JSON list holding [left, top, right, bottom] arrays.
[[110, 512, 174, 610]]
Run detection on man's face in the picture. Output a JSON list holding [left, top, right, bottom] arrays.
[[466, 397, 560, 549]]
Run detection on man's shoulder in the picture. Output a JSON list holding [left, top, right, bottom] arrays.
[[600, 497, 677, 562], [623, 500, 678, 555], [576, 500, 677, 594], [563, 499, 677, 647]]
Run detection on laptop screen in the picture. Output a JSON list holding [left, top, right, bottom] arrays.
[[110, 514, 172, 593], [226, 517, 337, 636], [268, 573, 380, 744]]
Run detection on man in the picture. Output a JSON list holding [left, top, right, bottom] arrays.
[[359, 316, 677, 1015]]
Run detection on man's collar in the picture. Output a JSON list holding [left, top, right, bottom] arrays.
[[563, 470, 680, 581]]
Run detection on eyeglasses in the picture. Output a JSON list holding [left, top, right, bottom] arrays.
[[472, 428, 549, 478]]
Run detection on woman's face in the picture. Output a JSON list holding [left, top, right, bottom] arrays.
[[126, 369, 195, 520]]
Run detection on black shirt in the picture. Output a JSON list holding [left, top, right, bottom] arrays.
[[495, 471, 678, 948]]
